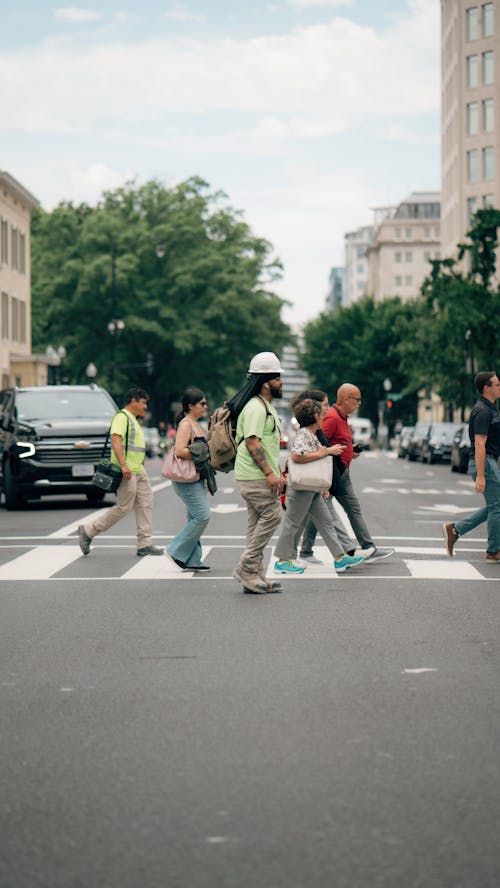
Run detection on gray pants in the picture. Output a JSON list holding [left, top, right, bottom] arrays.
[[297, 494, 356, 556], [334, 468, 374, 550], [85, 470, 153, 549], [237, 479, 282, 578], [276, 488, 346, 562]]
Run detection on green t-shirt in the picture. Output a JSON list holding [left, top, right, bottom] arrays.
[[234, 396, 281, 481], [110, 409, 146, 474]]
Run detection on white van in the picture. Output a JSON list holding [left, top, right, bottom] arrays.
[[348, 417, 375, 449]]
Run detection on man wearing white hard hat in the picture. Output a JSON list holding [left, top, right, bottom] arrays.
[[232, 352, 286, 594]]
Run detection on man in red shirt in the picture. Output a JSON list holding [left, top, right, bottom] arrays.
[[322, 383, 394, 562]]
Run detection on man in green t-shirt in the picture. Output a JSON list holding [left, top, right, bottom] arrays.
[[233, 352, 286, 594], [78, 386, 163, 557]]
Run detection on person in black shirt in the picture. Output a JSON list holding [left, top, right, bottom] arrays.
[[443, 371, 500, 563]]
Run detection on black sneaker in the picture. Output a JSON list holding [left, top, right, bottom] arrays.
[[191, 564, 211, 572], [165, 551, 188, 570], [78, 525, 92, 556]]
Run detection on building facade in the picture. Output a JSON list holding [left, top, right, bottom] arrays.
[[366, 192, 441, 302], [326, 266, 346, 312], [441, 1, 497, 259], [344, 225, 374, 306], [0, 171, 40, 388]]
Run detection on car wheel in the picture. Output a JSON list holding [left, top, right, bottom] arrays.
[[86, 489, 106, 505], [3, 460, 26, 510]]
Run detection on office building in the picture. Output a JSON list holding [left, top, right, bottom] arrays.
[[344, 225, 374, 306], [326, 266, 346, 311], [441, 1, 497, 258]]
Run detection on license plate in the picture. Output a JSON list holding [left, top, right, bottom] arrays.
[[72, 463, 95, 477]]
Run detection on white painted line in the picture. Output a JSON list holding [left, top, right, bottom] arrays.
[[211, 504, 246, 514], [150, 479, 172, 493], [0, 545, 82, 580], [404, 559, 484, 580], [402, 668, 437, 674], [122, 547, 213, 580]]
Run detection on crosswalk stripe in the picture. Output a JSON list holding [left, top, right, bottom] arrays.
[[404, 559, 484, 580], [0, 545, 82, 580], [122, 547, 213, 579]]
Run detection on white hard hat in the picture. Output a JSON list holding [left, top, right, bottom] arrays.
[[248, 351, 285, 375]]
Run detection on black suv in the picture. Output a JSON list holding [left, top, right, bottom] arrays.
[[0, 385, 118, 509]]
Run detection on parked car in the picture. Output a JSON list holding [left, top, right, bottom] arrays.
[[0, 384, 118, 509], [407, 421, 431, 461], [349, 417, 375, 449], [143, 426, 161, 458], [397, 425, 414, 458], [451, 423, 471, 473], [420, 421, 459, 464]]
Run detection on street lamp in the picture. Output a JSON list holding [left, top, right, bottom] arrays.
[[108, 319, 125, 388], [45, 344, 67, 384], [86, 362, 98, 383], [465, 329, 476, 398]]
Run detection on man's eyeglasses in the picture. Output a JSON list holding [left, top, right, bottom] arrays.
[[349, 396, 362, 402]]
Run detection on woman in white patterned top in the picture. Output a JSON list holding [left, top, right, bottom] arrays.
[[274, 399, 364, 575]]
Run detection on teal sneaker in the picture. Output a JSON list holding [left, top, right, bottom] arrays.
[[274, 560, 305, 574], [334, 554, 364, 573]]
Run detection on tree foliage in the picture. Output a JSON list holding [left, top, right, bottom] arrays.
[[31, 177, 290, 417]]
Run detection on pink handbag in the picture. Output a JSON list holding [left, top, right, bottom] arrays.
[[161, 423, 200, 483]]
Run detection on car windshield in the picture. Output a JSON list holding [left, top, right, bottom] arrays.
[[16, 390, 116, 421], [431, 423, 457, 441]]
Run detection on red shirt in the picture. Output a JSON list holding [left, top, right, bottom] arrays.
[[322, 405, 353, 468]]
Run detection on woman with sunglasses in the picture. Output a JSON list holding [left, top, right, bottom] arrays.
[[165, 387, 212, 571]]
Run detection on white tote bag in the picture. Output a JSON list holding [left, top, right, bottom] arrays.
[[287, 455, 333, 492]]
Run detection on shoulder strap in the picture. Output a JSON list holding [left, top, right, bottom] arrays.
[[100, 410, 129, 459], [256, 395, 277, 432]]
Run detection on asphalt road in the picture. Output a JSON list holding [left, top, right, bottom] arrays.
[[1, 452, 499, 888]]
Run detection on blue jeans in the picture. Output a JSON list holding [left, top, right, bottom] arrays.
[[167, 480, 211, 567], [457, 457, 500, 553]]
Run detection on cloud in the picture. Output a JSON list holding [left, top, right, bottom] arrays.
[[2, 0, 439, 143], [69, 162, 135, 205], [164, 2, 206, 23], [52, 7, 104, 23], [289, 0, 354, 8]]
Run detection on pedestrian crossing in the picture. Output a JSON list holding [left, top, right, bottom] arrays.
[[0, 542, 497, 582]]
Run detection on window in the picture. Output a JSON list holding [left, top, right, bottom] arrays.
[[357, 263, 364, 273], [467, 149, 479, 182], [467, 196, 479, 222], [483, 97, 494, 131], [1, 292, 8, 339], [20, 301, 26, 344], [467, 55, 478, 86], [483, 145, 494, 179], [424, 226, 430, 237], [405, 275, 413, 286], [11, 226, 18, 271], [405, 251, 413, 262], [1, 219, 7, 264], [405, 227, 412, 238], [356, 246, 365, 258], [11, 298, 19, 342], [394, 227, 401, 238], [434, 251, 441, 259], [395, 276, 402, 286], [483, 3, 493, 36], [19, 233, 26, 275], [483, 51, 494, 84], [395, 251, 402, 263], [434, 225, 440, 237], [467, 6, 479, 39], [483, 193, 495, 207], [467, 102, 479, 135]]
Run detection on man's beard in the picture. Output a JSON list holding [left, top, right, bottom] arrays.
[[268, 382, 283, 399]]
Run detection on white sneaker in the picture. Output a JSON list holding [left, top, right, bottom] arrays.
[[354, 546, 376, 561], [298, 554, 322, 564]]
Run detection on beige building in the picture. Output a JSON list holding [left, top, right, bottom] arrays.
[[441, 1, 497, 259], [0, 171, 46, 388], [366, 192, 441, 302]]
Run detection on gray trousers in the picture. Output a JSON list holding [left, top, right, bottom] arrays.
[[237, 479, 282, 577], [276, 488, 346, 562], [84, 470, 153, 549], [297, 494, 356, 556], [333, 468, 374, 550]]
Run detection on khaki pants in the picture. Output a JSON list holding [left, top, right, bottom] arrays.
[[85, 471, 153, 549], [237, 479, 282, 578]]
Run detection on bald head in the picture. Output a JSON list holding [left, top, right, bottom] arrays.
[[336, 383, 361, 415]]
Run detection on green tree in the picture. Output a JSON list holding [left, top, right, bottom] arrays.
[[31, 178, 290, 418], [302, 296, 418, 427]]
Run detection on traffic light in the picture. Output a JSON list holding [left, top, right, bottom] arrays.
[[386, 399, 393, 410]]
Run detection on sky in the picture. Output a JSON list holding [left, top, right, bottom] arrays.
[[1, 0, 440, 326]]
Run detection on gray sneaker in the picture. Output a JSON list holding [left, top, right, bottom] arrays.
[[137, 545, 164, 556], [78, 525, 92, 556], [232, 567, 269, 594], [366, 547, 394, 562], [299, 554, 322, 564]]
